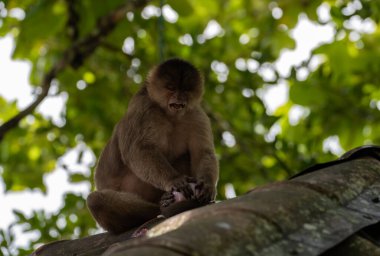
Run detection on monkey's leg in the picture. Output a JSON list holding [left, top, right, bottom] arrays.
[[87, 189, 160, 234]]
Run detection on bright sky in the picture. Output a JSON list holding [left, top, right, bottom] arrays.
[[0, 5, 358, 249]]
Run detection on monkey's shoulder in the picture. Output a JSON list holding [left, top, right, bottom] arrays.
[[126, 90, 152, 114]]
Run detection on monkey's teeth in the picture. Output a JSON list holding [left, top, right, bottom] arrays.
[[170, 104, 185, 110]]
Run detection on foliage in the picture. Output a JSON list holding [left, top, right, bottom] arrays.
[[1, 0, 380, 254]]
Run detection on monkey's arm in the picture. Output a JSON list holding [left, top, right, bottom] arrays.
[[128, 144, 188, 191], [189, 111, 219, 202], [190, 145, 218, 203], [116, 118, 190, 192]]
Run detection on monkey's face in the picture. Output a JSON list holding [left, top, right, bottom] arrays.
[[147, 59, 204, 116], [167, 89, 188, 114]]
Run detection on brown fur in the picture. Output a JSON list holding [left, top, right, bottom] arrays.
[[87, 59, 219, 234]]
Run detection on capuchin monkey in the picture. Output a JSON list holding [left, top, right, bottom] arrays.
[[87, 58, 219, 234]]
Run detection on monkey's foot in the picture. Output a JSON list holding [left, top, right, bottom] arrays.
[[160, 191, 176, 208], [160, 199, 211, 218]]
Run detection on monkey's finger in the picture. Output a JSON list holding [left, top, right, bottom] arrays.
[[196, 187, 213, 203], [161, 193, 174, 200], [160, 198, 175, 207], [195, 182, 204, 192], [175, 183, 190, 192], [198, 194, 211, 204], [161, 201, 169, 207], [181, 185, 195, 198], [194, 182, 205, 197]]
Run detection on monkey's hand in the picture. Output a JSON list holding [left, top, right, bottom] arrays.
[[194, 180, 215, 204], [170, 176, 197, 199], [161, 176, 197, 208], [160, 191, 176, 208], [160, 183, 195, 208]]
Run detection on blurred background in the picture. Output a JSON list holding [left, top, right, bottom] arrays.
[[1, 0, 380, 255]]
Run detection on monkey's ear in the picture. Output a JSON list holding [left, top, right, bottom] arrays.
[[146, 66, 158, 84]]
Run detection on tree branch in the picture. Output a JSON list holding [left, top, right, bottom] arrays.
[[99, 41, 134, 60], [0, 0, 150, 141], [65, 0, 80, 42]]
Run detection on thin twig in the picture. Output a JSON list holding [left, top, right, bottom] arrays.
[[99, 41, 133, 60], [65, 0, 80, 41]]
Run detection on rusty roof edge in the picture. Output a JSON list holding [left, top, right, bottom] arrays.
[[291, 145, 380, 179], [256, 183, 380, 256]]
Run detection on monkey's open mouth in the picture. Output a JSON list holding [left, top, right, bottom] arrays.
[[169, 103, 186, 110]]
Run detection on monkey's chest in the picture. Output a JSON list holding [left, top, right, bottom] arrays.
[[156, 128, 188, 160]]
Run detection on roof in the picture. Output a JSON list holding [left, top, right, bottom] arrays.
[[33, 146, 380, 256]]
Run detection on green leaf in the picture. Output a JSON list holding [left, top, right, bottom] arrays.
[[167, 0, 194, 16], [12, 210, 27, 222], [13, 0, 66, 59], [289, 81, 326, 107], [0, 97, 19, 122], [69, 173, 88, 183]]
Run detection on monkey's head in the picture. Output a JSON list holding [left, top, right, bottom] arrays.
[[146, 58, 204, 116]]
